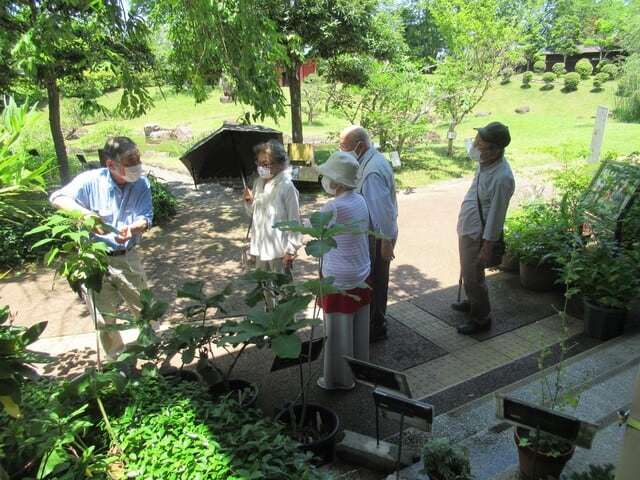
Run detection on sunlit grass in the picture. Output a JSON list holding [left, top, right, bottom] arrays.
[[28, 73, 640, 188]]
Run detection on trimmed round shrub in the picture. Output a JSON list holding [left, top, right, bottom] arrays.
[[563, 72, 580, 91], [593, 72, 609, 89], [542, 72, 556, 85], [552, 62, 566, 77], [575, 58, 594, 79], [501, 67, 514, 84], [522, 71, 533, 87], [533, 61, 546, 74], [601, 63, 618, 80]]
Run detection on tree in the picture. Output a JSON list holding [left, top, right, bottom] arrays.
[[7, 1, 154, 184], [145, 0, 289, 127], [398, 0, 445, 64], [428, 0, 528, 155]]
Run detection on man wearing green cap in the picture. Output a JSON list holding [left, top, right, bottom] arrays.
[[453, 121, 515, 334]]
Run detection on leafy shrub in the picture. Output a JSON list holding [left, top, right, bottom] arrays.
[[563, 72, 581, 92], [422, 437, 473, 480], [593, 72, 609, 90], [111, 375, 322, 479], [0, 208, 52, 270], [600, 63, 618, 80], [615, 54, 640, 122], [522, 71, 533, 87], [575, 59, 594, 80], [501, 67, 514, 84], [147, 172, 178, 225], [552, 62, 567, 77], [570, 463, 615, 480], [533, 60, 546, 74], [542, 72, 556, 87]]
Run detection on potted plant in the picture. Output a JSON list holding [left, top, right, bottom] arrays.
[[421, 437, 474, 480], [224, 211, 356, 465], [573, 239, 640, 340], [507, 199, 578, 291], [512, 286, 581, 479]]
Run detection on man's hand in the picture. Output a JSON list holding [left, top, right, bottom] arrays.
[[83, 213, 105, 235], [115, 219, 147, 243], [380, 238, 395, 262], [477, 240, 494, 266]]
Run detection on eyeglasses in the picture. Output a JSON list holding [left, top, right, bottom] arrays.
[[256, 162, 272, 168]]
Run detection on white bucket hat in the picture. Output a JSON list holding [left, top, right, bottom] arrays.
[[314, 151, 359, 189]]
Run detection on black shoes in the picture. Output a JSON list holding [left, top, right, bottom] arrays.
[[451, 300, 472, 313], [456, 319, 492, 335], [369, 323, 388, 343]]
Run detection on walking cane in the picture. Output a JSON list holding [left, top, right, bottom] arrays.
[[456, 271, 462, 303]]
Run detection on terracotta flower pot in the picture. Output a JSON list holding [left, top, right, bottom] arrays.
[[514, 426, 575, 479]]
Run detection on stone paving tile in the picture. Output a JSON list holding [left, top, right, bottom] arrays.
[[510, 320, 568, 347], [404, 364, 446, 399], [451, 343, 512, 373], [423, 354, 481, 386], [482, 332, 537, 360], [390, 301, 477, 353]]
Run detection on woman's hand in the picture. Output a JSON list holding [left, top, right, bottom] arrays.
[[283, 252, 296, 269], [243, 187, 254, 203]]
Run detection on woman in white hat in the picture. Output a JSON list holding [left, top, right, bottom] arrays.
[[314, 151, 371, 390]]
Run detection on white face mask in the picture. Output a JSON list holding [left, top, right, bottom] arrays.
[[122, 164, 143, 182], [468, 145, 483, 162], [257, 166, 273, 179], [321, 176, 337, 195]]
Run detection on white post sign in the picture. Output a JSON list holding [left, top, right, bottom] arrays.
[[587, 105, 609, 164]]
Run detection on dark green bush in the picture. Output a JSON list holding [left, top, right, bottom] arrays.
[[522, 71, 533, 87], [148, 172, 178, 225], [601, 63, 618, 80], [564, 72, 581, 92], [0, 212, 49, 270], [542, 72, 556, 86], [575, 59, 594, 80], [501, 67, 514, 84], [533, 60, 546, 74], [593, 72, 609, 90], [552, 62, 567, 77]]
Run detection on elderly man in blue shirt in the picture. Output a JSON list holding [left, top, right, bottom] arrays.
[[49, 136, 153, 360]]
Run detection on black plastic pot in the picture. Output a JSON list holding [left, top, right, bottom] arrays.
[[275, 403, 340, 466], [160, 366, 201, 383], [519, 261, 558, 292], [583, 299, 627, 340], [209, 379, 259, 408]]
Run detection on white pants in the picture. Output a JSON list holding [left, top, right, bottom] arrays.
[[83, 248, 147, 358], [322, 305, 370, 388]]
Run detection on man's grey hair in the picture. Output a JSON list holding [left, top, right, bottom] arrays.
[[103, 137, 139, 165]]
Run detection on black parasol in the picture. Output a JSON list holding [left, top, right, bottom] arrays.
[[180, 124, 283, 187]]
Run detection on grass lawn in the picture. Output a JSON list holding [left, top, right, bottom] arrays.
[[39, 73, 640, 189]]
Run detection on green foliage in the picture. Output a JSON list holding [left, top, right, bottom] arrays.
[[422, 437, 474, 480], [593, 72, 609, 90], [575, 59, 594, 80], [0, 98, 52, 224], [522, 71, 533, 87], [110, 375, 323, 479], [0, 208, 52, 271], [0, 306, 52, 418], [563, 72, 581, 92], [147, 172, 178, 225], [501, 67, 514, 84], [615, 54, 640, 122], [27, 210, 118, 295], [552, 63, 567, 77], [533, 61, 546, 74], [542, 72, 557, 87], [600, 63, 618, 80], [573, 239, 640, 309]]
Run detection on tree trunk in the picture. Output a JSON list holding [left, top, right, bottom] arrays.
[[288, 62, 303, 143], [46, 76, 70, 185]]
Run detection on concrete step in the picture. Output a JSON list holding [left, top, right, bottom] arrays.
[[392, 331, 640, 480]]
